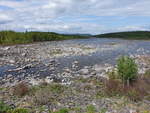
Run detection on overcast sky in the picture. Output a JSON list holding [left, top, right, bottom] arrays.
[[0, 0, 150, 34]]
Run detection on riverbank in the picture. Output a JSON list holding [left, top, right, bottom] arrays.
[[0, 55, 150, 113], [0, 74, 150, 113]]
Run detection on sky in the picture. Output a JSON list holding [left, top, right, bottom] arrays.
[[0, 0, 150, 34]]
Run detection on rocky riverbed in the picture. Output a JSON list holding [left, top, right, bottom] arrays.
[[0, 38, 150, 86], [0, 38, 150, 113]]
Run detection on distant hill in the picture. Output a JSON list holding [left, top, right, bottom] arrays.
[[63, 33, 92, 37], [95, 31, 150, 39]]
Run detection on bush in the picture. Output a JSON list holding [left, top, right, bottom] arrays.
[[0, 101, 12, 113], [86, 105, 96, 113], [107, 69, 118, 80], [34, 88, 54, 105], [105, 56, 150, 101], [117, 56, 138, 84], [53, 108, 69, 113], [7, 108, 29, 113], [13, 82, 29, 97], [49, 84, 65, 94]]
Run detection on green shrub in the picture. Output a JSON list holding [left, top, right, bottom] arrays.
[[49, 84, 65, 94], [0, 101, 12, 113], [86, 105, 96, 113], [117, 56, 138, 84], [107, 69, 118, 80], [99, 108, 107, 113], [53, 108, 69, 113], [7, 108, 29, 113]]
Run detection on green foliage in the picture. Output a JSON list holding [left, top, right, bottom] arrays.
[[0, 101, 12, 113], [142, 110, 150, 113], [99, 108, 107, 113], [107, 69, 118, 80], [0, 30, 87, 45], [49, 83, 65, 94], [86, 105, 96, 113], [0, 101, 29, 113], [117, 56, 138, 83], [7, 108, 29, 113], [71, 107, 82, 113], [144, 70, 150, 78], [96, 31, 150, 39], [53, 108, 69, 113]]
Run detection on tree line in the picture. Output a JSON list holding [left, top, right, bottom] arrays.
[[0, 31, 87, 45]]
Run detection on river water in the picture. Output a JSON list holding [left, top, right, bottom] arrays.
[[55, 38, 150, 68], [0, 38, 150, 77]]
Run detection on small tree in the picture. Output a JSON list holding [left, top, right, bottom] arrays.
[[117, 56, 138, 85]]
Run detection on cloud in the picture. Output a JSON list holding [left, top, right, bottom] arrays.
[[0, 0, 150, 34], [0, 14, 13, 24]]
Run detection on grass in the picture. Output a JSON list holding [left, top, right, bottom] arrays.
[[0, 101, 29, 113], [86, 105, 96, 113], [7, 108, 29, 113], [30, 83, 67, 105], [95, 31, 150, 40], [0, 101, 12, 113], [99, 108, 107, 113], [53, 108, 69, 113], [51, 49, 63, 55]]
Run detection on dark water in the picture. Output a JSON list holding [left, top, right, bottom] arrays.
[[0, 38, 150, 77]]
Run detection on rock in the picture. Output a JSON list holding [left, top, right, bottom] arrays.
[[45, 76, 53, 83], [63, 68, 71, 73], [3, 47, 10, 51], [9, 60, 15, 63], [22, 64, 32, 70], [91, 71, 97, 75], [7, 74, 13, 78], [93, 65, 105, 73], [29, 78, 42, 86], [74, 61, 79, 64], [4, 101, 16, 109], [79, 68, 89, 75], [21, 53, 26, 56]]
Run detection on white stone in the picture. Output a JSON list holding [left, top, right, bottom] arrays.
[[80, 68, 89, 75]]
